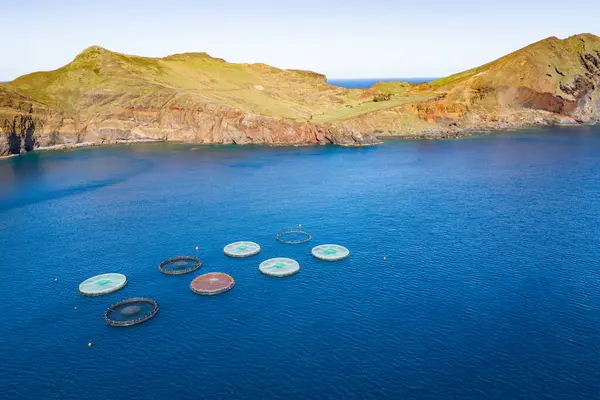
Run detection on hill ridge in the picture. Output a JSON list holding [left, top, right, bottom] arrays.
[[1, 33, 599, 155]]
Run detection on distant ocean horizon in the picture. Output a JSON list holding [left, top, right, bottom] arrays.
[[327, 77, 437, 88]]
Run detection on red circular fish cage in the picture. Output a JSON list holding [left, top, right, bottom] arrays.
[[190, 272, 235, 295]]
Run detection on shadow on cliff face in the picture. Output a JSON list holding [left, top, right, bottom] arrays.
[[496, 75, 598, 121], [1, 115, 36, 155], [508, 86, 578, 114]]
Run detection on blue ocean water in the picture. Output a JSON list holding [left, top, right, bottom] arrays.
[[1, 126, 600, 400], [327, 78, 436, 88]]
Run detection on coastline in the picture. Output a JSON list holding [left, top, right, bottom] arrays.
[[0, 138, 163, 160], [377, 121, 599, 141], [1, 134, 385, 159], [2, 122, 597, 159], [36, 138, 162, 152], [2, 34, 600, 161]]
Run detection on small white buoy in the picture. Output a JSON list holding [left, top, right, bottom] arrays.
[[298, 224, 302, 228], [88, 343, 92, 348], [74, 307, 77, 310], [195, 246, 199, 251], [55, 278, 58, 282], [384, 256, 387, 260]]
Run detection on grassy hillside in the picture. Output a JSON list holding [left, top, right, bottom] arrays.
[[1, 33, 599, 149], [430, 34, 600, 96], [6, 46, 362, 121]]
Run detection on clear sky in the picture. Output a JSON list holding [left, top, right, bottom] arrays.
[[2, 0, 599, 81]]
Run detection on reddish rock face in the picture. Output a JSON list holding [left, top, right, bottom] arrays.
[[0, 99, 381, 156], [410, 101, 468, 124], [508, 87, 578, 114]]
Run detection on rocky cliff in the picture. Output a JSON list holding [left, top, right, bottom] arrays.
[[339, 34, 600, 135], [1, 34, 599, 156], [0, 46, 382, 155]]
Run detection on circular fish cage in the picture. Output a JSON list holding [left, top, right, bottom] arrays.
[[190, 273, 235, 295], [78, 273, 127, 296], [275, 230, 312, 244], [311, 244, 350, 261], [104, 298, 159, 327], [223, 241, 261, 258], [158, 256, 202, 275], [259, 258, 300, 277]]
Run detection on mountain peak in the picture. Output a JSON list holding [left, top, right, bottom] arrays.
[[566, 33, 599, 41], [79, 45, 113, 55], [73, 45, 120, 61], [163, 51, 225, 63]]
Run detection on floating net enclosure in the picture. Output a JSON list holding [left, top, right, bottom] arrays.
[[104, 298, 159, 327], [223, 241, 261, 258], [259, 258, 300, 277], [275, 230, 312, 244], [190, 273, 235, 295], [311, 244, 350, 261], [158, 256, 202, 275], [78, 273, 127, 296]]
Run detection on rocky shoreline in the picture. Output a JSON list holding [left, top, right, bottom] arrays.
[[0, 106, 383, 156], [0, 133, 382, 159], [0, 138, 162, 159], [377, 119, 598, 140], [2, 34, 599, 157], [4, 121, 598, 160]]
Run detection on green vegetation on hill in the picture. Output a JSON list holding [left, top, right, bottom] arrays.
[[1, 33, 599, 149], [7, 46, 357, 121]]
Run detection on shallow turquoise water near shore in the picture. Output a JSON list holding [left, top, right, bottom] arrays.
[[1, 126, 600, 399]]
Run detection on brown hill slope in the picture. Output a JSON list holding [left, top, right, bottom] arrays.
[[338, 34, 600, 135], [1, 34, 599, 155]]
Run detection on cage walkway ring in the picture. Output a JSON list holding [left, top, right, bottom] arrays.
[[104, 297, 159, 327], [158, 256, 202, 275], [275, 230, 312, 244]]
